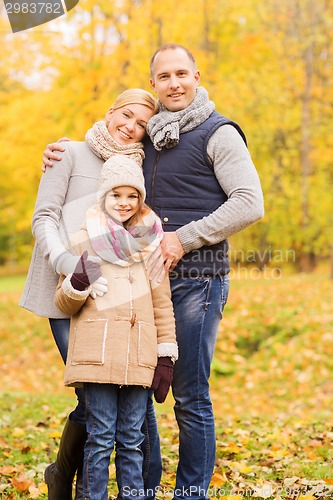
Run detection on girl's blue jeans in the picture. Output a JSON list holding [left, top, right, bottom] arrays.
[[83, 383, 149, 500], [49, 318, 161, 498]]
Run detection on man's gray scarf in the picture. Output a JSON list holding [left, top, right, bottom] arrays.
[[147, 86, 215, 151]]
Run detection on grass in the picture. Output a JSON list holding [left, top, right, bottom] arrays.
[[0, 274, 27, 293], [1, 269, 333, 498]]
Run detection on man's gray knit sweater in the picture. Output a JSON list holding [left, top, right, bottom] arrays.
[[176, 124, 264, 253]]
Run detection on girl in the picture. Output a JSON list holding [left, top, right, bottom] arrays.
[[19, 89, 164, 499], [54, 156, 178, 500]]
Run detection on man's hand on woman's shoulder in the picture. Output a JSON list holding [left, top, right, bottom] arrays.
[[41, 137, 70, 172]]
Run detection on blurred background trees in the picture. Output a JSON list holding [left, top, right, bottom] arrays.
[[0, 0, 332, 273]]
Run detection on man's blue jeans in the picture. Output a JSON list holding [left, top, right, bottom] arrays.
[[170, 275, 229, 500], [49, 318, 162, 496], [83, 383, 149, 500]]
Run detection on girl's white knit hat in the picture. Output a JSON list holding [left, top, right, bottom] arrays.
[[97, 154, 146, 201]]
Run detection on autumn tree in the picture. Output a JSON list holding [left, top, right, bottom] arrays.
[[0, 0, 332, 272]]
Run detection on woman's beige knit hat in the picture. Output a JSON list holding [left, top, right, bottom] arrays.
[[97, 154, 146, 201]]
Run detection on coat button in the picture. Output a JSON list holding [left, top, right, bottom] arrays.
[[130, 313, 137, 327], [163, 217, 169, 222]]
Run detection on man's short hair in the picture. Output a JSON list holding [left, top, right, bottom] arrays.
[[150, 43, 196, 78]]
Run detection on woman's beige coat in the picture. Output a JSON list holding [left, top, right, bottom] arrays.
[[55, 229, 177, 389]]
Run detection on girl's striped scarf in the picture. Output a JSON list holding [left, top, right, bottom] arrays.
[[85, 205, 163, 267]]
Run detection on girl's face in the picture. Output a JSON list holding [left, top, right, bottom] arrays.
[[105, 103, 154, 145], [104, 186, 140, 223]]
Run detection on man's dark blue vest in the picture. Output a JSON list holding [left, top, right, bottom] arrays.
[[143, 111, 247, 277]]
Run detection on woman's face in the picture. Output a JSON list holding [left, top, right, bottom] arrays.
[[104, 186, 140, 223], [105, 103, 154, 145]]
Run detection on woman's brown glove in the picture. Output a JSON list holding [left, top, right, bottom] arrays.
[[151, 357, 174, 403]]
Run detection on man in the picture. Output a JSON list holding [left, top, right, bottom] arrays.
[[42, 44, 264, 499]]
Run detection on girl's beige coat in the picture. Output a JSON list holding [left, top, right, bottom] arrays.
[[55, 229, 177, 388]]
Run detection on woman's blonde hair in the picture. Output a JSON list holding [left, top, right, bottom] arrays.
[[112, 88, 158, 114]]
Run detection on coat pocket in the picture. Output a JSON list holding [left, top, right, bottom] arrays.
[[71, 318, 108, 365], [137, 321, 158, 369]]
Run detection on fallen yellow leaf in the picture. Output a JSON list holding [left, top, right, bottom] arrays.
[[210, 471, 227, 486], [38, 482, 48, 494], [49, 431, 62, 438], [219, 496, 243, 500], [229, 461, 253, 473], [12, 427, 25, 438]]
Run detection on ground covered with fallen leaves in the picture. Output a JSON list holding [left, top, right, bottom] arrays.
[[1, 268, 333, 499]]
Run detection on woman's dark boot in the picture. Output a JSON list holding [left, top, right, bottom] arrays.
[[44, 417, 86, 500], [74, 460, 84, 500]]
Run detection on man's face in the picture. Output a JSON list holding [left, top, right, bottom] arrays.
[[150, 48, 200, 112]]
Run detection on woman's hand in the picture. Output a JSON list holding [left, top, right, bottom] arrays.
[[70, 251, 102, 291]]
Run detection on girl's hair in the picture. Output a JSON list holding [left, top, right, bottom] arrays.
[[100, 188, 150, 229], [112, 88, 159, 115]]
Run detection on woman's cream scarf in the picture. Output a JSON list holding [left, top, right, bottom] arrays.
[[85, 120, 145, 166]]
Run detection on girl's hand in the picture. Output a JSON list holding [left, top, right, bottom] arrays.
[[89, 276, 108, 299], [151, 357, 174, 403]]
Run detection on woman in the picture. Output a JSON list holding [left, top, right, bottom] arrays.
[[20, 89, 162, 500]]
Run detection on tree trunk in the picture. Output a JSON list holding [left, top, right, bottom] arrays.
[[299, 6, 314, 272], [330, 229, 333, 280]]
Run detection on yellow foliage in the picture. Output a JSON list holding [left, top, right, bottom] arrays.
[[12, 428, 25, 438], [48, 430, 62, 439], [0, 0, 333, 267]]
